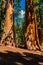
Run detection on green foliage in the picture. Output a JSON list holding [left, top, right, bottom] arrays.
[[14, 18, 26, 45], [0, 0, 5, 39], [14, 0, 26, 45], [34, 0, 39, 3], [40, 0, 43, 3]]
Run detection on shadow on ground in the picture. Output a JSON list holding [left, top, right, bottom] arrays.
[[0, 51, 43, 65]]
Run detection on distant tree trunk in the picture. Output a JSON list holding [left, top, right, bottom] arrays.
[[1, 0, 15, 46], [25, 0, 41, 50]]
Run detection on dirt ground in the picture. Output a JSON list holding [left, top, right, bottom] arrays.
[[0, 46, 43, 65]]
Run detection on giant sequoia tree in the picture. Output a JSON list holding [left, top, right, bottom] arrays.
[[1, 0, 15, 46], [25, 0, 41, 50]]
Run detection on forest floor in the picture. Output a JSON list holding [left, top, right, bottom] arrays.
[[0, 46, 43, 65]]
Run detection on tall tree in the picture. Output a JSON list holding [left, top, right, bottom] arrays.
[[1, 0, 15, 46], [25, 0, 41, 50]]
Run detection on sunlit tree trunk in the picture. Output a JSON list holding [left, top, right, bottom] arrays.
[[1, 0, 15, 46], [25, 0, 41, 50]]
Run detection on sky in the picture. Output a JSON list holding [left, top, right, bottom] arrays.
[[20, 0, 25, 10], [14, 0, 25, 10], [14, 0, 25, 26]]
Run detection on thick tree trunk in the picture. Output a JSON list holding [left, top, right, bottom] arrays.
[[1, 0, 15, 46], [25, 0, 41, 50]]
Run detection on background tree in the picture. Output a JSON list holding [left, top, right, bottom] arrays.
[[14, 0, 21, 44], [14, 0, 26, 46]]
